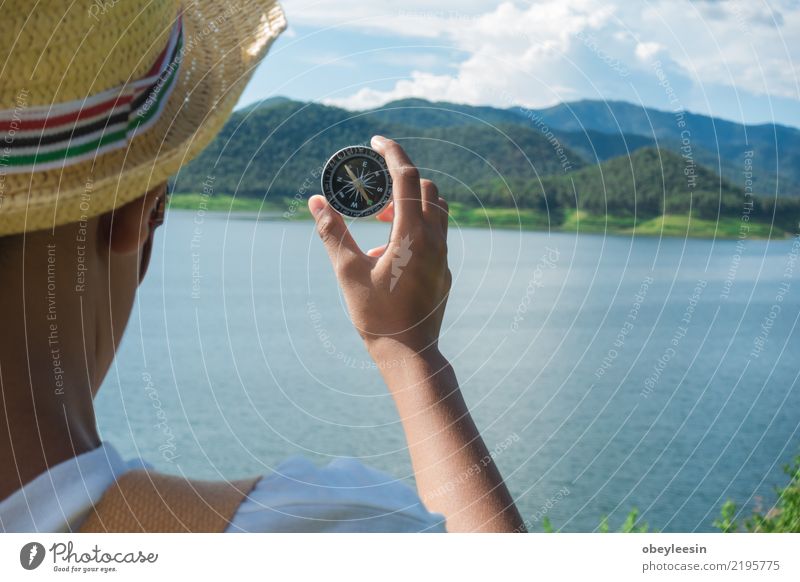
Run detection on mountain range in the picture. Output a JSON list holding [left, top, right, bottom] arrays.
[[173, 97, 800, 232]]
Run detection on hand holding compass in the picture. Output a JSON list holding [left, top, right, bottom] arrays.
[[308, 135, 450, 355], [309, 137, 524, 534]]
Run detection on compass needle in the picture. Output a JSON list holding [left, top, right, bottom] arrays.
[[344, 163, 371, 204], [321, 145, 393, 218]]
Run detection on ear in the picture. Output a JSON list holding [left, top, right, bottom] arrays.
[[104, 185, 163, 255]]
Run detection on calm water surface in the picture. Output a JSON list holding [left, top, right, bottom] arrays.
[[96, 210, 800, 532]]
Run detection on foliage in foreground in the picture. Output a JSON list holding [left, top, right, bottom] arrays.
[[713, 454, 800, 533], [538, 455, 799, 533]]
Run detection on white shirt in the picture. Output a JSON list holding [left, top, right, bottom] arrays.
[[0, 442, 446, 533]]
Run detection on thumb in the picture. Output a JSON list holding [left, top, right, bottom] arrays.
[[308, 195, 364, 267]]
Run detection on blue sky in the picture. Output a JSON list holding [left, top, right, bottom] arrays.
[[239, 0, 800, 128]]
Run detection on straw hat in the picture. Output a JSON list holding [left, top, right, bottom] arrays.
[[0, 0, 286, 236]]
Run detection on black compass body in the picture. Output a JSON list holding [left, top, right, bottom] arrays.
[[321, 145, 393, 217]]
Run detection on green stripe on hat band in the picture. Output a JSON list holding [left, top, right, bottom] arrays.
[[3, 129, 128, 166], [0, 24, 182, 171]]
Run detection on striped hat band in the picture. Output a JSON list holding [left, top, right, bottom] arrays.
[[0, 13, 183, 175]]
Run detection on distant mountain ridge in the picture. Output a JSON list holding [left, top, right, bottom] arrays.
[[530, 99, 800, 196], [364, 97, 800, 196], [176, 99, 590, 200], [174, 96, 800, 234]]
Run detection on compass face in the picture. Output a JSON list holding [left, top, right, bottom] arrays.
[[321, 145, 393, 217]]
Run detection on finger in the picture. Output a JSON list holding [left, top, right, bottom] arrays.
[[437, 197, 449, 236], [376, 201, 394, 223], [371, 135, 423, 229], [420, 179, 439, 218], [366, 243, 388, 257], [308, 195, 365, 269]]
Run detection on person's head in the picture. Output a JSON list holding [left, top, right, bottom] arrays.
[[0, 0, 286, 396]]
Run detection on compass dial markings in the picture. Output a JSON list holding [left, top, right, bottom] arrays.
[[321, 146, 393, 218]]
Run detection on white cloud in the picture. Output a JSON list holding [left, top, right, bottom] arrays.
[[636, 0, 799, 100], [635, 42, 664, 62], [281, 0, 800, 111]]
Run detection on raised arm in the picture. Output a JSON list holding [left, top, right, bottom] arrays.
[[307, 135, 525, 532]]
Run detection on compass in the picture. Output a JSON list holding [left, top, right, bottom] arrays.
[[321, 145, 393, 217]]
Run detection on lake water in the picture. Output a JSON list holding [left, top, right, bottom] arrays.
[[95, 209, 800, 532]]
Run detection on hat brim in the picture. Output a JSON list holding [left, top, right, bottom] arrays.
[[0, 0, 287, 236]]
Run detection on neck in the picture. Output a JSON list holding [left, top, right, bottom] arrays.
[[0, 375, 101, 501], [0, 234, 103, 501]]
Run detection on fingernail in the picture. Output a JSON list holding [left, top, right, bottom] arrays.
[[308, 195, 326, 216], [371, 135, 386, 145]]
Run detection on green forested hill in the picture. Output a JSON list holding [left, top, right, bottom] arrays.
[[474, 147, 739, 213], [173, 97, 800, 236], [532, 99, 800, 196], [174, 101, 389, 198], [553, 147, 743, 218], [173, 100, 586, 200], [471, 148, 800, 233], [363, 97, 800, 196]]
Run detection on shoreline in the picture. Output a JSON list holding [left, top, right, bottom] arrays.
[[169, 194, 792, 241]]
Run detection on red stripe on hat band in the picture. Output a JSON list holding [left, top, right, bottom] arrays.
[[0, 94, 134, 132]]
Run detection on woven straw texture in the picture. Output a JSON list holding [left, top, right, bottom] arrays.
[[78, 469, 261, 533], [0, 0, 287, 236]]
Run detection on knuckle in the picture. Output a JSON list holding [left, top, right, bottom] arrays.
[[316, 214, 338, 243], [396, 164, 420, 182], [420, 178, 439, 195]]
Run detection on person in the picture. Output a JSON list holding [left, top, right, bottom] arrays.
[[0, 0, 525, 533]]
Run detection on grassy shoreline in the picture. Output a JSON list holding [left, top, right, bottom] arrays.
[[169, 193, 790, 240]]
